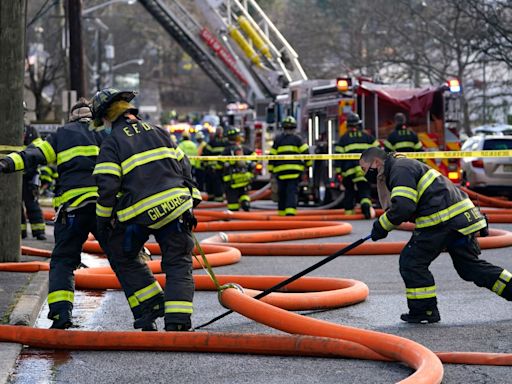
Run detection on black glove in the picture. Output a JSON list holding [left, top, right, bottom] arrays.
[[182, 209, 198, 231], [96, 217, 113, 250], [371, 219, 388, 241], [0, 159, 9, 173]]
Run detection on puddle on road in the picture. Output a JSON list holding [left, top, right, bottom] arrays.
[[9, 286, 106, 384]]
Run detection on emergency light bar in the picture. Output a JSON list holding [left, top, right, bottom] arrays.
[[447, 79, 461, 93], [336, 77, 352, 92]]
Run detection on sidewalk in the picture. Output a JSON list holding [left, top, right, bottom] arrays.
[[0, 227, 54, 384]]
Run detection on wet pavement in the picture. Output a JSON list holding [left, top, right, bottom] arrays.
[[2, 206, 512, 383]]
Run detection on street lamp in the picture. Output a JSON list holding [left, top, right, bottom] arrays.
[[112, 58, 144, 71], [83, 0, 137, 15]]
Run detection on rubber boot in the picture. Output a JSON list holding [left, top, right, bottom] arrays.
[[34, 231, 47, 241], [49, 310, 73, 329], [400, 308, 440, 324], [241, 200, 250, 212], [165, 320, 192, 332], [133, 293, 164, 331], [361, 203, 371, 219]]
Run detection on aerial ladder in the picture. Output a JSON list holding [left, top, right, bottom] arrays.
[[137, 0, 307, 108]]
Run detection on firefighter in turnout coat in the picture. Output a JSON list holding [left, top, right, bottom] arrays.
[[360, 147, 512, 323], [91, 88, 202, 332]]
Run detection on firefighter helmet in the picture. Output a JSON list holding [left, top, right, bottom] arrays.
[[195, 131, 205, 140], [226, 127, 241, 140], [346, 113, 362, 127], [91, 88, 136, 126], [394, 112, 406, 126], [281, 115, 297, 129]]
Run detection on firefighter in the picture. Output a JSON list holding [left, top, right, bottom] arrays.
[[178, 130, 199, 182], [360, 147, 512, 323], [203, 127, 226, 201], [384, 112, 423, 153], [21, 102, 46, 240], [194, 131, 207, 191], [0, 98, 109, 329], [39, 164, 58, 197], [335, 113, 379, 218], [91, 88, 201, 332], [221, 127, 255, 211], [268, 116, 311, 216]]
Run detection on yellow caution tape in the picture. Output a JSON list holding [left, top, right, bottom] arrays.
[[0, 145, 24, 152], [189, 150, 512, 162]]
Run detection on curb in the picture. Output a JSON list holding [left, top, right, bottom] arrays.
[[0, 271, 49, 384]]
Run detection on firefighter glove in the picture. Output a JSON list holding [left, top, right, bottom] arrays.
[[182, 209, 198, 231], [0, 159, 9, 173], [371, 220, 388, 241], [96, 217, 113, 249]]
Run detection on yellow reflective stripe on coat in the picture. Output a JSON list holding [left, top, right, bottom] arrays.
[[379, 212, 395, 231], [34, 140, 57, 164], [165, 300, 193, 314], [492, 269, 512, 296], [134, 282, 163, 303], [406, 285, 436, 299], [415, 198, 475, 228], [394, 141, 418, 150], [148, 199, 193, 229], [6, 153, 24, 171], [383, 140, 394, 151], [96, 203, 113, 218], [93, 162, 122, 177], [47, 290, 74, 304], [278, 173, 301, 180], [116, 187, 191, 222], [299, 143, 309, 152], [340, 142, 376, 153], [275, 145, 302, 153], [53, 186, 98, 208], [122, 147, 181, 175], [57, 145, 99, 166], [272, 164, 305, 173], [457, 219, 487, 235], [416, 169, 440, 201], [192, 188, 202, 201], [391, 186, 418, 203]]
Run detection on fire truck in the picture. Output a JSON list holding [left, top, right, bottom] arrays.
[[269, 77, 463, 205]]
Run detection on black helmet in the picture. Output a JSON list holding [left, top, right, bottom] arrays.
[[226, 127, 241, 140], [281, 115, 297, 129], [346, 113, 362, 128], [91, 88, 136, 126], [394, 112, 406, 126]]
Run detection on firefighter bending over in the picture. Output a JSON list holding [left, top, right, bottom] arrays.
[[91, 88, 201, 332], [221, 127, 255, 211], [335, 113, 379, 218], [360, 147, 512, 323], [0, 99, 108, 329], [384, 112, 423, 153], [268, 116, 311, 216]]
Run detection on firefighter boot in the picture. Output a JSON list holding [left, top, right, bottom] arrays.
[[133, 293, 164, 331], [241, 200, 250, 212], [361, 203, 372, 220], [49, 310, 73, 329], [165, 320, 192, 332], [33, 231, 47, 241], [400, 308, 441, 324]]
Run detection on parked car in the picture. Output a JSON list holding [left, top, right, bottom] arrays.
[[461, 134, 512, 197]]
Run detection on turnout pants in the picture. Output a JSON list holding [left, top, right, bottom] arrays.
[[48, 204, 100, 322], [205, 168, 224, 201], [108, 217, 195, 328], [277, 177, 299, 216], [21, 180, 45, 237], [400, 224, 512, 314], [342, 177, 371, 212], [225, 185, 250, 211]]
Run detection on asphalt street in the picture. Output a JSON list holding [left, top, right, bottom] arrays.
[[6, 209, 512, 384]]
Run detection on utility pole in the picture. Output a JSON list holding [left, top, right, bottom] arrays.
[[0, 0, 26, 262], [67, 0, 87, 97]]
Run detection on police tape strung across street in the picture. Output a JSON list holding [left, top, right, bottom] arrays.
[[190, 149, 512, 162]]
